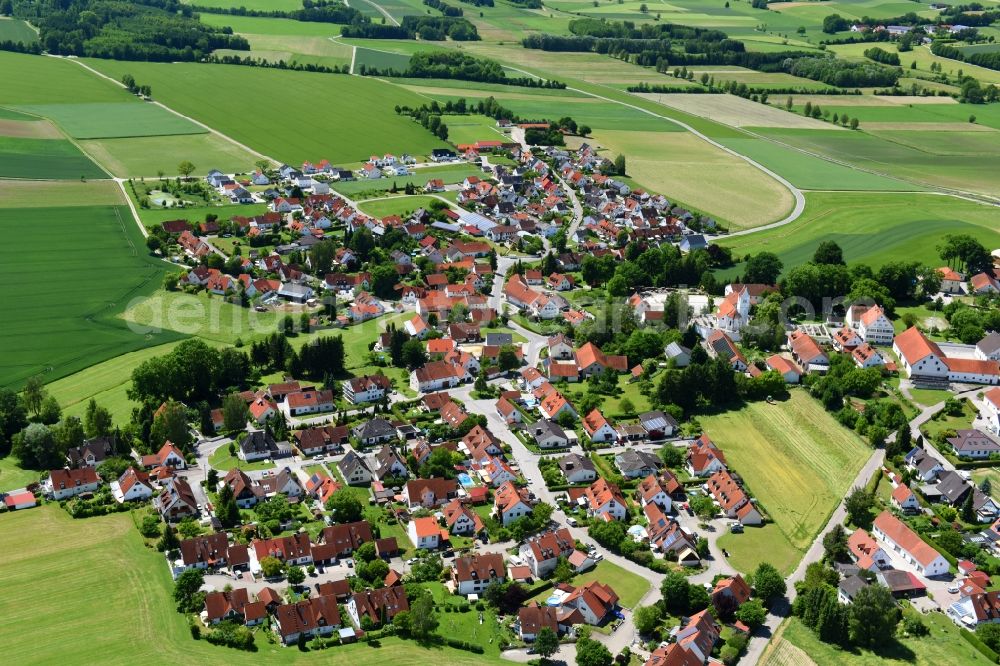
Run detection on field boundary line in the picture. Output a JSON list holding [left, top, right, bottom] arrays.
[[53, 56, 278, 165], [356, 0, 400, 26], [499, 63, 805, 230]]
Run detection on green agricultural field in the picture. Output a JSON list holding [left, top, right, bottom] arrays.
[[0, 17, 38, 43], [0, 201, 181, 389], [762, 614, 992, 666], [0, 51, 132, 104], [700, 391, 870, 556], [0, 136, 107, 179], [355, 46, 413, 72], [439, 113, 505, 145], [0, 506, 505, 665], [13, 102, 204, 139], [197, 13, 345, 37], [717, 132, 918, 191], [82, 59, 450, 164], [745, 124, 1000, 196], [46, 341, 183, 424], [180, 0, 303, 9], [593, 129, 794, 229], [128, 197, 268, 229], [0, 179, 124, 208], [718, 191, 1000, 277], [81, 133, 260, 178]]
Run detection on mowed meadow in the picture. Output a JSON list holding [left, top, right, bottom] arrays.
[[0, 182, 181, 389], [0, 506, 505, 666], [702, 391, 870, 573]]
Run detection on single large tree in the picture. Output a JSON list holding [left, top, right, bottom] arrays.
[[848, 584, 899, 647], [325, 489, 363, 523], [221, 393, 247, 432], [409, 591, 439, 637], [844, 486, 875, 527], [177, 160, 196, 179], [751, 562, 786, 604], [173, 569, 205, 612], [743, 252, 783, 285], [534, 626, 559, 661], [812, 240, 845, 265]]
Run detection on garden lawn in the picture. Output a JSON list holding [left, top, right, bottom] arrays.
[[0, 505, 506, 665], [573, 560, 650, 608], [762, 613, 992, 666], [700, 391, 870, 553], [208, 446, 276, 473], [919, 398, 976, 441], [973, 468, 1000, 503], [717, 525, 801, 577], [0, 203, 181, 389], [717, 191, 1000, 279], [359, 195, 448, 219], [82, 59, 449, 165], [0, 136, 107, 179], [334, 164, 479, 198], [907, 387, 954, 410], [0, 455, 39, 492]]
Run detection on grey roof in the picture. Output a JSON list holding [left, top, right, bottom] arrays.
[[936, 470, 972, 505], [278, 283, 312, 297], [486, 333, 513, 347], [681, 234, 707, 250], [977, 331, 1000, 356], [948, 429, 1000, 455], [352, 418, 397, 441], [639, 410, 679, 433], [239, 430, 279, 456], [664, 342, 691, 362], [339, 450, 371, 477], [614, 449, 661, 474], [531, 419, 568, 442], [558, 453, 595, 474], [838, 574, 868, 600]]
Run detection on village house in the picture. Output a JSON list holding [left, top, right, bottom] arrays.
[[948, 429, 1000, 459], [493, 480, 534, 526], [317, 521, 373, 560], [705, 330, 747, 371], [203, 588, 266, 627], [848, 528, 890, 571], [251, 533, 313, 572], [45, 467, 101, 500], [111, 466, 154, 503], [140, 441, 187, 470], [573, 478, 628, 521], [442, 498, 485, 536], [895, 326, 999, 385], [347, 586, 409, 628], [452, 552, 506, 596], [237, 429, 290, 462], [408, 515, 445, 550], [687, 434, 727, 477], [519, 527, 576, 578], [847, 304, 895, 345], [352, 418, 397, 446], [65, 436, 116, 468], [517, 603, 563, 642], [559, 453, 597, 484], [636, 472, 680, 512], [983, 388, 1000, 434], [403, 477, 459, 509], [157, 477, 199, 521], [338, 451, 374, 486], [293, 425, 349, 456], [707, 469, 762, 525], [286, 389, 334, 416], [274, 594, 341, 644], [788, 330, 830, 373], [872, 511, 949, 577], [615, 449, 662, 479]]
